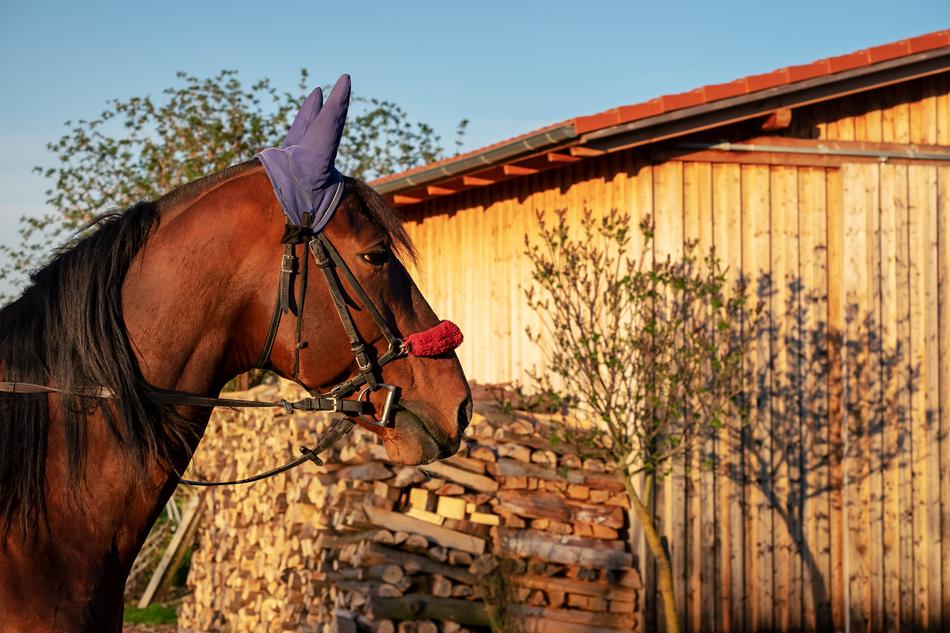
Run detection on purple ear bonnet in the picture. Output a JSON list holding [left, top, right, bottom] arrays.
[[256, 74, 351, 232]]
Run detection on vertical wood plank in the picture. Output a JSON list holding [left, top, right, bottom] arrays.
[[924, 165, 942, 631], [826, 167, 848, 632], [842, 162, 867, 633], [511, 184, 524, 380], [864, 163, 886, 633], [908, 164, 941, 631], [882, 85, 911, 145], [769, 165, 799, 632], [456, 197, 470, 378], [712, 162, 744, 633], [835, 98, 856, 142], [798, 166, 832, 631], [629, 156, 655, 628], [740, 163, 773, 633], [910, 82, 938, 145], [653, 160, 686, 633], [937, 74, 950, 145], [477, 193, 490, 381], [634, 159, 655, 267], [683, 161, 714, 633], [910, 159, 930, 630], [504, 181, 517, 382], [458, 200, 471, 379], [842, 162, 882, 632], [695, 160, 717, 633], [499, 182, 513, 383], [938, 165, 950, 629], [863, 91, 884, 143], [787, 168, 805, 633], [879, 162, 909, 633], [815, 100, 831, 140]]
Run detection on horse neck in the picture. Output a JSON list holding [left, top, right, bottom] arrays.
[[111, 167, 283, 546], [122, 166, 282, 404]]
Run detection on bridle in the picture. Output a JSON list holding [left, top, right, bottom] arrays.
[[255, 224, 407, 428], [0, 210, 462, 486], [173, 209, 460, 485]]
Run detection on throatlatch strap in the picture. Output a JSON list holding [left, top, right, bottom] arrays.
[[279, 243, 297, 315], [255, 281, 284, 369], [292, 241, 310, 377], [255, 243, 298, 369]]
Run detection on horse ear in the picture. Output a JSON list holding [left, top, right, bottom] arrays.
[[283, 87, 324, 148], [299, 74, 350, 180]]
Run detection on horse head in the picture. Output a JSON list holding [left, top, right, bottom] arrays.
[[245, 74, 472, 464]]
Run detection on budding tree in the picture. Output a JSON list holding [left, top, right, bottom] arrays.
[[525, 208, 758, 633]]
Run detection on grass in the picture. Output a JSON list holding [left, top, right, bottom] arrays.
[[123, 603, 177, 625]]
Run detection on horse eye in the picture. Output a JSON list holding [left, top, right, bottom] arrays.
[[361, 250, 391, 267]]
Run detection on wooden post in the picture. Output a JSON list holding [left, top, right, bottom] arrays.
[[138, 494, 202, 608]]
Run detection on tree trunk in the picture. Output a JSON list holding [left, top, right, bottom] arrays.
[[623, 475, 679, 633]]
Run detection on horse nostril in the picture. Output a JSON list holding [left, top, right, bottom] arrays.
[[458, 395, 473, 432]]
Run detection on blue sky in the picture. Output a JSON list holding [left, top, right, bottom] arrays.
[[0, 0, 947, 293]]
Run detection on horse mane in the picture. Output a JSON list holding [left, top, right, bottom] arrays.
[[0, 160, 259, 537], [0, 160, 413, 537], [343, 176, 416, 263]]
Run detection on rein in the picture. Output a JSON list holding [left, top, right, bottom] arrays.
[[1, 224, 463, 487]]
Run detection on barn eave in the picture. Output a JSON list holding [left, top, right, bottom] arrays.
[[371, 30, 950, 206]]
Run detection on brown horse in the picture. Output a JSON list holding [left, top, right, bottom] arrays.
[[0, 161, 471, 631]]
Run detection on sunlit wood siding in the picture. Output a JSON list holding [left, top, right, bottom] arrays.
[[400, 74, 950, 632]]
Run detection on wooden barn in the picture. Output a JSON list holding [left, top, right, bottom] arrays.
[[371, 31, 950, 633]]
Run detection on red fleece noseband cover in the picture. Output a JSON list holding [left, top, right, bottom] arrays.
[[404, 320, 463, 357]]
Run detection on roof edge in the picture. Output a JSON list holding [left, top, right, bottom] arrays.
[[371, 29, 950, 203], [582, 46, 950, 153], [373, 124, 576, 195]]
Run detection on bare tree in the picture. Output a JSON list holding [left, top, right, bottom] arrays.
[[524, 208, 759, 633]]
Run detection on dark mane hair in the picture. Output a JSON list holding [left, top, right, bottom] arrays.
[[0, 160, 260, 537], [344, 177, 416, 263], [0, 202, 188, 537]]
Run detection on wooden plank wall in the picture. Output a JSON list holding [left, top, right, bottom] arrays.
[[399, 79, 950, 632]]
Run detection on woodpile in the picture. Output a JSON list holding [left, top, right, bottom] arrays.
[[177, 381, 642, 632]]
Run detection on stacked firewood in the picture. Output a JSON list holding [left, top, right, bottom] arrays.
[[177, 381, 642, 633]]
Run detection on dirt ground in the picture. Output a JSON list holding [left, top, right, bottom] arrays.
[[123, 625, 176, 633]]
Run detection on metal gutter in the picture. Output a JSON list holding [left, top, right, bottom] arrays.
[[373, 124, 577, 195], [678, 141, 950, 161]]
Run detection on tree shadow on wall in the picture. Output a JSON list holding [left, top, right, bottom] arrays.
[[710, 273, 926, 632]]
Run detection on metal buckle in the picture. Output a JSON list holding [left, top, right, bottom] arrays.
[[325, 396, 341, 412], [395, 339, 408, 357], [280, 254, 296, 274], [356, 354, 373, 372], [357, 383, 401, 427]]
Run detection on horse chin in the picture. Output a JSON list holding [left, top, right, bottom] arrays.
[[381, 408, 458, 465]]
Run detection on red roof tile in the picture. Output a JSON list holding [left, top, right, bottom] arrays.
[[702, 79, 748, 102], [827, 50, 871, 73], [742, 69, 790, 93], [909, 31, 950, 53], [617, 99, 665, 123]]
